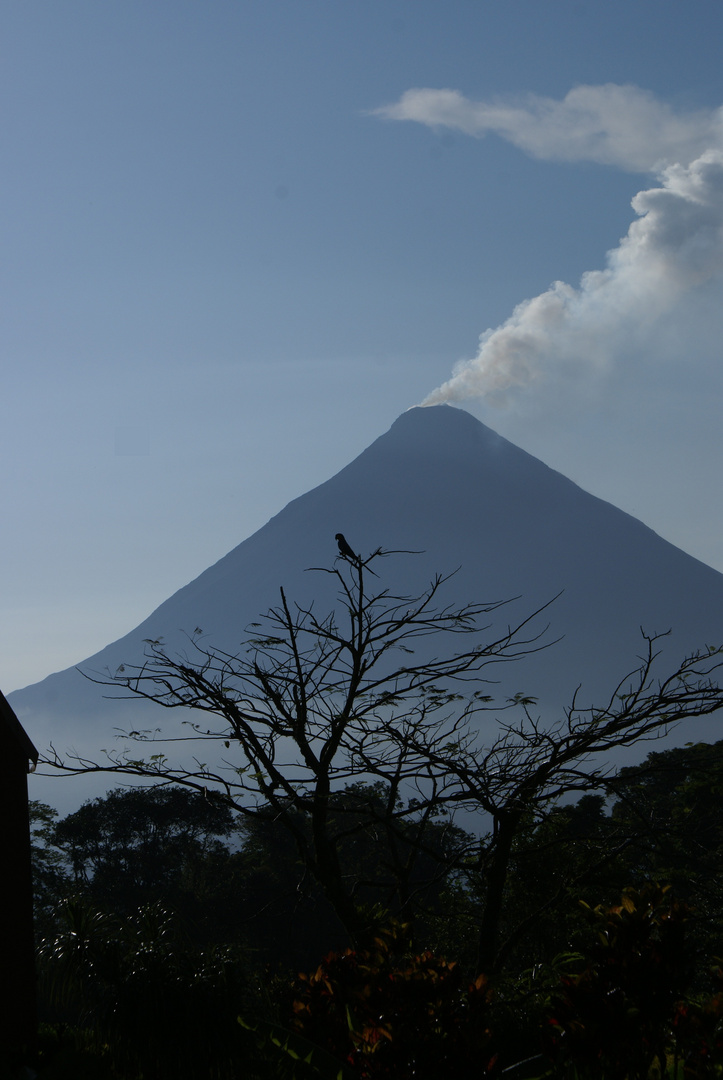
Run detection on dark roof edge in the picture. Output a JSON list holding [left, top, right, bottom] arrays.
[[0, 689, 38, 768]]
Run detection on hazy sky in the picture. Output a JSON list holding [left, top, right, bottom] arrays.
[[3, 0, 723, 693]]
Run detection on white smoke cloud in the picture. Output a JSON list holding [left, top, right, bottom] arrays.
[[373, 84, 723, 172], [421, 149, 723, 406], [417, 149, 723, 405]]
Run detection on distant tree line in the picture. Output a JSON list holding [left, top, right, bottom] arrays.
[[32, 737, 723, 972]]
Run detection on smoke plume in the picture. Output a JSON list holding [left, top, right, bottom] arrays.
[[423, 150, 723, 405], [374, 84, 723, 407]]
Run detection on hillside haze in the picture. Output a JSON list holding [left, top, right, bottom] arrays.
[[13, 405, 723, 808]]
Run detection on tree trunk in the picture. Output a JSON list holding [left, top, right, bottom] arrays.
[[476, 814, 519, 974], [310, 789, 366, 947]]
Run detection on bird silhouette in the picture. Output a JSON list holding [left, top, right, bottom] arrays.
[[335, 533, 357, 560]]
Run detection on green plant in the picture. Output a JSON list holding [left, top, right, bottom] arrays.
[[669, 963, 723, 1079], [286, 924, 498, 1079], [544, 884, 691, 1080], [37, 897, 260, 1079]]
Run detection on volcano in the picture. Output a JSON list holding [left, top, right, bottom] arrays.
[[12, 405, 723, 809]]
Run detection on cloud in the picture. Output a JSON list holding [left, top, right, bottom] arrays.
[[421, 150, 723, 406], [373, 84, 723, 172]]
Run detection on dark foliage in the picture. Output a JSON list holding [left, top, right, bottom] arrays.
[[544, 884, 691, 1080], [36, 897, 265, 1080], [52, 785, 236, 912], [285, 924, 498, 1080]]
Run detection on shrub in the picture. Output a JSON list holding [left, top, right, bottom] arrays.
[[286, 924, 498, 1079]]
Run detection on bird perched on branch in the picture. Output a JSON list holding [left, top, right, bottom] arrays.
[[335, 532, 357, 561], [335, 532, 378, 576]]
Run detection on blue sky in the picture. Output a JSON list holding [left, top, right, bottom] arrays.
[[3, 0, 723, 692]]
